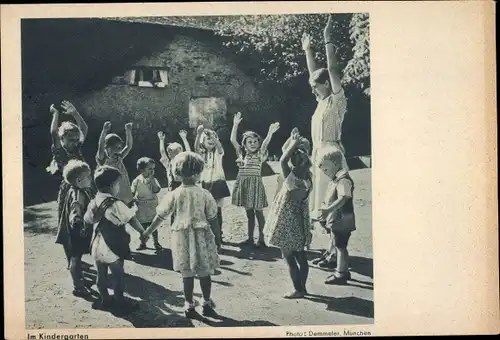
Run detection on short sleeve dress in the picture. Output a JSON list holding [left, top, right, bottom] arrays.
[[131, 175, 161, 224], [264, 172, 312, 256], [156, 184, 220, 278], [231, 150, 268, 210], [96, 155, 134, 205], [199, 149, 231, 207], [310, 89, 349, 214]]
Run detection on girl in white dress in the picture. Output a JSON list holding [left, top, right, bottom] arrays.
[[194, 125, 231, 241], [143, 151, 220, 318]]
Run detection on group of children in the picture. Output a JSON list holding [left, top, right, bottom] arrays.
[[49, 101, 356, 317]]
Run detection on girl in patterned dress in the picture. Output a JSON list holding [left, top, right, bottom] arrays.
[[46, 101, 90, 267], [143, 151, 221, 318], [194, 125, 231, 241], [264, 130, 313, 298], [132, 157, 163, 251], [230, 112, 280, 247]]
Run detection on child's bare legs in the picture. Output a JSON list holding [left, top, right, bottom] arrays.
[[295, 251, 310, 294], [109, 259, 125, 301], [69, 255, 86, 295], [324, 232, 352, 285], [217, 208, 223, 239], [242, 209, 255, 245], [182, 275, 198, 317], [255, 209, 266, 246], [95, 261, 111, 305], [284, 253, 305, 298]]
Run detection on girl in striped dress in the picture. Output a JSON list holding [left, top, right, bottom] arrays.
[[230, 112, 280, 247]]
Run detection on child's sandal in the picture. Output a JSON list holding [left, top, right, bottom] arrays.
[[202, 299, 217, 316], [184, 300, 199, 318], [324, 271, 351, 285], [283, 291, 305, 299], [136, 243, 147, 251]]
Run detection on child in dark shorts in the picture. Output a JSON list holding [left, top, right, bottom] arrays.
[[314, 146, 356, 285]]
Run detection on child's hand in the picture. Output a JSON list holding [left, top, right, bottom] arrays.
[[196, 125, 204, 136], [233, 112, 243, 125], [179, 130, 188, 139], [103, 121, 112, 132], [301, 32, 312, 50], [125, 122, 133, 131], [61, 101, 77, 116], [323, 15, 334, 41], [268, 122, 280, 134], [49, 104, 59, 115], [305, 230, 313, 249], [158, 131, 165, 140], [290, 127, 299, 136]]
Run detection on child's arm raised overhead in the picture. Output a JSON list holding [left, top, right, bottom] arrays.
[[230, 112, 243, 155], [324, 15, 342, 95], [194, 125, 204, 154], [213, 131, 224, 155], [261, 122, 280, 154], [96, 121, 112, 164], [179, 129, 192, 152], [49, 105, 61, 148], [281, 127, 299, 154], [301, 32, 319, 76], [61, 101, 88, 142], [157, 131, 168, 160], [280, 130, 301, 178], [119, 122, 133, 159]]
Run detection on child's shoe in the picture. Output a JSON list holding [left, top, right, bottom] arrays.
[[256, 239, 267, 248], [239, 238, 255, 247], [283, 291, 305, 299], [202, 299, 217, 317], [184, 300, 199, 319], [154, 242, 163, 251], [136, 243, 147, 251], [72, 286, 90, 298], [324, 270, 351, 285]]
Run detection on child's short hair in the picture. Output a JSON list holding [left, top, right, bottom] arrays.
[[63, 160, 90, 185], [167, 142, 183, 154], [310, 68, 330, 85], [299, 138, 311, 155], [104, 134, 123, 149], [58, 121, 81, 138], [241, 131, 262, 148], [137, 157, 155, 171], [318, 146, 344, 165], [291, 148, 312, 169], [171, 151, 204, 180], [201, 129, 218, 145], [94, 166, 122, 192]]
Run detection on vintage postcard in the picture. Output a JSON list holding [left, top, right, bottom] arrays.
[[2, 1, 498, 339]]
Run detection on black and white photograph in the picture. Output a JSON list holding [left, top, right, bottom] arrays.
[[21, 13, 372, 329]]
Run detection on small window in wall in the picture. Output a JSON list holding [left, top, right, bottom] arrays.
[[111, 68, 169, 88], [189, 97, 227, 129]]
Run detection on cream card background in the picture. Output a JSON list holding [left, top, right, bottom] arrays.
[[2, 1, 498, 338]]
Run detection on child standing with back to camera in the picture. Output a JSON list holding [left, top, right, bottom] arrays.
[[194, 125, 231, 242], [264, 130, 313, 298], [230, 112, 280, 248], [143, 151, 221, 318]]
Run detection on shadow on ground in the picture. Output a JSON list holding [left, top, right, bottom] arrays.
[[220, 242, 282, 262], [305, 295, 374, 319], [24, 206, 57, 235], [190, 310, 278, 327]]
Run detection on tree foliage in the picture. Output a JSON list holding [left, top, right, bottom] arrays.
[[215, 13, 370, 96]]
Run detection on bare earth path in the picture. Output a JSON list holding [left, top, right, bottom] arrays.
[[24, 168, 373, 329]]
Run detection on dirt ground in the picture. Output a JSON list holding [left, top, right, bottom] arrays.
[[24, 167, 373, 329]]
